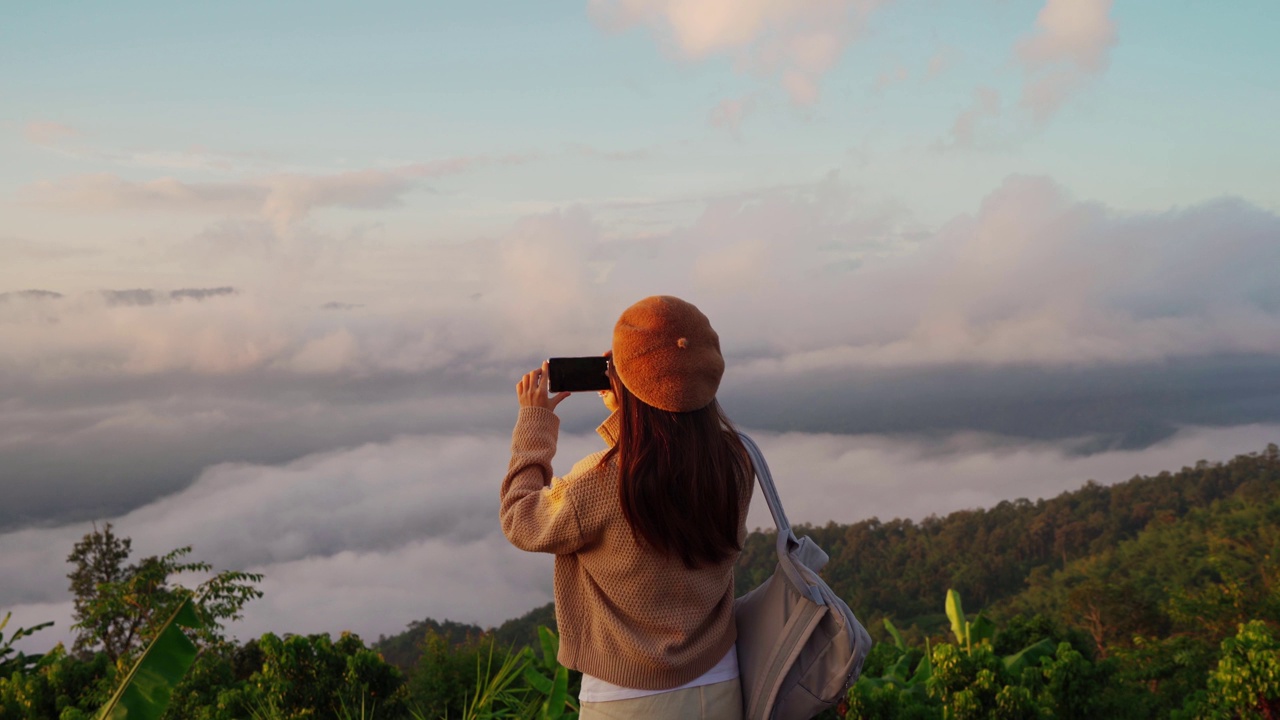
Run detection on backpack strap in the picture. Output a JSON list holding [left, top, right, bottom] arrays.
[[737, 432, 791, 535], [737, 431, 828, 605]]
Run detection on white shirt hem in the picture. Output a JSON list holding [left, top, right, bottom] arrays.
[[578, 643, 739, 703]]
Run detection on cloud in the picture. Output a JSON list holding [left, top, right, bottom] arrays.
[[23, 121, 78, 146], [100, 289, 160, 307], [1015, 0, 1118, 123], [708, 95, 758, 135], [943, 86, 1002, 148], [4, 173, 1280, 654], [926, 45, 959, 80], [678, 175, 1280, 370], [10, 171, 1280, 380], [171, 287, 237, 302], [257, 169, 416, 234], [4, 174, 1280, 536], [5, 421, 1277, 654], [0, 427, 606, 647], [11, 172, 1280, 376], [18, 156, 532, 233], [96, 287, 238, 307], [0, 236, 98, 262], [874, 64, 910, 92], [588, 0, 891, 105], [744, 424, 1280, 532], [0, 288, 289, 378], [256, 156, 537, 233], [0, 289, 63, 303], [724, 355, 1280, 448], [26, 131, 284, 174], [0, 366, 524, 533], [20, 174, 263, 214]]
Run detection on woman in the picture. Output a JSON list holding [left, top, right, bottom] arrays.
[[501, 295, 753, 720]]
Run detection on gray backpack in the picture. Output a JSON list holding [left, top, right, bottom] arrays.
[[734, 433, 873, 720]]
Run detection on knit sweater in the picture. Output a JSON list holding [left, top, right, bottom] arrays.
[[500, 406, 752, 690]]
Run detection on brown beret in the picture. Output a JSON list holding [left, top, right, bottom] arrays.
[[612, 296, 724, 412]]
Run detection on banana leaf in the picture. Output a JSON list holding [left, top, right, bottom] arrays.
[[904, 638, 933, 701], [1002, 638, 1055, 675], [1, 612, 55, 674], [538, 626, 559, 669], [523, 662, 554, 695], [96, 597, 203, 720], [968, 613, 997, 646], [945, 589, 967, 646], [885, 653, 915, 684], [883, 617, 907, 651], [910, 638, 932, 685], [542, 666, 568, 720]]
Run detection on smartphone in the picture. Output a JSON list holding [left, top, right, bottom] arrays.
[[546, 356, 611, 393]]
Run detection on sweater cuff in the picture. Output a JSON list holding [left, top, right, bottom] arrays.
[[513, 406, 560, 450], [517, 405, 560, 427]]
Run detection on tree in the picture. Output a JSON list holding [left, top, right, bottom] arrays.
[[1183, 621, 1280, 719], [0, 644, 115, 720], [66, 522, 133, 659], [66, 523, 264, 662], [220, 631, 406, 720], [407, 629, 504, 719], [845, 591, 1143, 720]]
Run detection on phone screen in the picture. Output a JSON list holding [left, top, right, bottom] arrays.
[[547, 356, 611, 393]]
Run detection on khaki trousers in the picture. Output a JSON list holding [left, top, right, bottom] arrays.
[[578, 678, 743, 720]]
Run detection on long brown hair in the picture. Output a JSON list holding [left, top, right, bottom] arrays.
[[602, 378, 752, 569]]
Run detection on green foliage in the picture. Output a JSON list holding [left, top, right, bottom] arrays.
[[406, 639, 525, 720], [402, 625, 577, 720], [1005, 488, 1280, 716], [5, 445, 1276, 717], [928, 643, 1042, 720], [1036, 642, 1140, 720], [1016, 494, 1280, 650], [377, 619, 490, 673], [1, 612, 54, 677], [883, 618, 907, 651], [1110, 634, 1218, 717], [1178, 621, 1280, 720], [0, 644, 114, 720], [990, 613, 1093, 662], [158, 646, 242, 720], [945, 589, 996, 652], [376, 604, 559, 673], [230, 631, 406, 720], [853, 639, 1140, 720], [406, 630, 505, 719], [66, 523, 264, 662], [96, 596, 204, 720], [518, 627, 577, 720], [848, 590, 1140, 720], [736, 444, 1280, 631], [66, 523, 134, 661]]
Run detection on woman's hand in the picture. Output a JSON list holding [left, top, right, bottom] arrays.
[[598, 349, 619, 412], [516, 361, 570, 411]]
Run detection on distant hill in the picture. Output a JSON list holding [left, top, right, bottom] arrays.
[[377, 442, 1280, 669], [735, 442, 1279, 634], [375, 597, 556, 670]]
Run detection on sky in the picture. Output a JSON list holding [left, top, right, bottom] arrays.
[[3, 0, 1280, 651]]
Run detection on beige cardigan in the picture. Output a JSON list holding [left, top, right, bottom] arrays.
[[500, 406, 751, 690]]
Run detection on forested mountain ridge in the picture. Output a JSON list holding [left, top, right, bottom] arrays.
[[736, 441, 1280, 632], [379, 442, 1280, 665], [10, 442, 1275, 719], [375, 596, 556, 670]]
